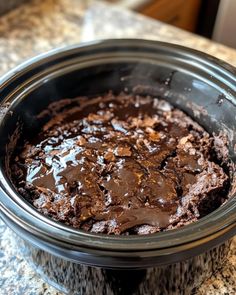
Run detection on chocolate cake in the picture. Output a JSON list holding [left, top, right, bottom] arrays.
[[11, 92, 229, 235]]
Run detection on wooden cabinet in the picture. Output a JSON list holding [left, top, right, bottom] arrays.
[[139, 0, 202, 32]]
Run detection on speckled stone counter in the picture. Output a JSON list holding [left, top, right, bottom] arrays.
[[0, 0, 236, 294]]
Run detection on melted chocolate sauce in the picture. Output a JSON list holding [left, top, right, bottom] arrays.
[[12, 92, 228, 235]]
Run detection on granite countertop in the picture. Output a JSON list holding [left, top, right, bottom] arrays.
[[0, 0, 236, 294]]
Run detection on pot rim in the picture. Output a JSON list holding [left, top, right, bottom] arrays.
[[0, 39, 236, 266]]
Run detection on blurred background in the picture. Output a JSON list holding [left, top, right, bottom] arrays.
[[104, 0, 236, 49], [1, 0, 236, 49]]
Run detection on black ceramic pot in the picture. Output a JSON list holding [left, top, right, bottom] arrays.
[[0, 39, 236, 295]]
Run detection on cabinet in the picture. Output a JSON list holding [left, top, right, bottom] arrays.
[[139, 0, 202, 32]]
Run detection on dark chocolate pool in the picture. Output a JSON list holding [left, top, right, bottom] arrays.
[[11, 92, 229, 235]]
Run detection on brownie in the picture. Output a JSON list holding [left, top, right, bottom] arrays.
[[11, 92, 229, 235]]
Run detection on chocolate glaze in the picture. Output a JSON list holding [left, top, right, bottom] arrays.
[[11, 92, 229, 235]]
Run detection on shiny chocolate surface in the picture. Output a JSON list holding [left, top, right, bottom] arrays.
[[12, 93, 228, 235]]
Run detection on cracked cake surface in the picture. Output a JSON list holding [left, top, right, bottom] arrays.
[[11, 92, 229, 235]]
